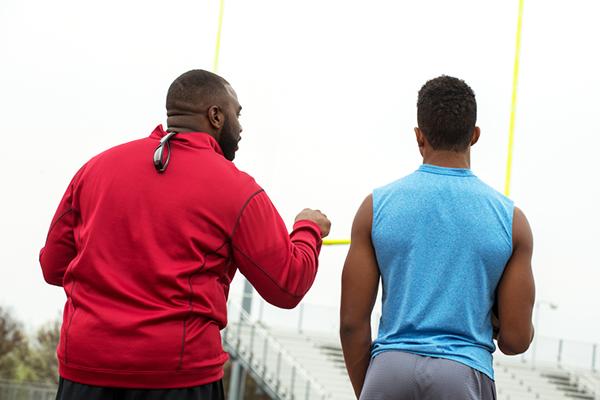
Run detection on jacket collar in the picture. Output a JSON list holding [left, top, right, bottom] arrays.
[[149, 124, 224, 156]]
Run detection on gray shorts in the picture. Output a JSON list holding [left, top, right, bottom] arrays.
[[360, 351, 496, 400]]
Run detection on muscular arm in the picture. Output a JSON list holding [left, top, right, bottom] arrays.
[[496, 206, 536, 355], [340, 195, 379, 398]]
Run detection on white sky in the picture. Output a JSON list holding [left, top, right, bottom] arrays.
[[1, 0, 599, 348]]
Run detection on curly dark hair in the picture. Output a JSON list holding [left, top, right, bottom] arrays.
[[417, 76, 477, 151]]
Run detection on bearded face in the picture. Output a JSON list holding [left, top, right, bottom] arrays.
[[218, 112, 241, 161]]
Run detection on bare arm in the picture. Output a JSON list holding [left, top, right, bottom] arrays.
[[340, 195, 379, 398], [496, 206, 536, 355]]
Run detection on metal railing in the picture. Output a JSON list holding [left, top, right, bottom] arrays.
[[495, 336, 600, 399], [0, 379, 56, 400], [234, 290, 599, 373], [223, 300, 331, 400], [502, 336, 599, 373], [235, 288, 600, 399], [230, 291, 381, 336]]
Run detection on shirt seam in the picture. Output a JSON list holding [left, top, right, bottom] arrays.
[[229, 190, 317, 299], [230, 189, 265, 239], [44, 208, 73, 243], [58, 354, 228, 373], [416, 170, 476, 178], [231, 243, 304, 299], [179, 238, 230, 371]]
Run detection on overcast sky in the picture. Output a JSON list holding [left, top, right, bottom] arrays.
[[1, 0, 599, 350]]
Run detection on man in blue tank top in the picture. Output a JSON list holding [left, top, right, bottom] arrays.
[[340, 76, 535, 399]]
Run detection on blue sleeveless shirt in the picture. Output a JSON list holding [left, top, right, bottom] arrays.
[[371, 164, 514, 379]]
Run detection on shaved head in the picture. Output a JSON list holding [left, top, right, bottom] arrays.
[[165, 69, 243, 161], [166, 69, 230, 113]]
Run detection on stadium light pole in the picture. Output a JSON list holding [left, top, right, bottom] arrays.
[[531, 300, 558, 368]]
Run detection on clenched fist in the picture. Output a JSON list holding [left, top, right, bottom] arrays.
[[295, 209, 331, 238]]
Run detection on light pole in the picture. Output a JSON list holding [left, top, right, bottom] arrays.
[[531, 300, 558, 368]]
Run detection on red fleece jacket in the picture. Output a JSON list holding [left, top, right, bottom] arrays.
[[39, 125, 322, 388]]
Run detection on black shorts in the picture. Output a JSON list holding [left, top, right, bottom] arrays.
[[55, 377, 224, 400]]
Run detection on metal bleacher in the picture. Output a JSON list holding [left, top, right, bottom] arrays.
[[493, 359, 597, 399], [0, 379, 55, 400], [1, 297, 596, 400], [223, 301, 331, 400], [222, 296, 600, 400]]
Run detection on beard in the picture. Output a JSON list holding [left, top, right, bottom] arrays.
[[218, 117, 240, 161]]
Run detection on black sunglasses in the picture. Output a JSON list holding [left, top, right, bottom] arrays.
[[153, 131, 178, 173]]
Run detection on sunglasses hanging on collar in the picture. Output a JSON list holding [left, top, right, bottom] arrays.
[[153, 131, 178, 173]]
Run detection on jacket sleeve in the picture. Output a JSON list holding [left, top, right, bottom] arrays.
[[231, 190, 322, 309], [39, 171, 82, 287]]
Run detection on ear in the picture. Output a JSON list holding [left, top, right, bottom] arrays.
[[207, 105, 224, 130], [470, 126, 481, 146], [414, 127, 426, 147]]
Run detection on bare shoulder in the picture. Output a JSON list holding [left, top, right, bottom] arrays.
[[352, 194, 373, 238], [512, 206, 533, 251]]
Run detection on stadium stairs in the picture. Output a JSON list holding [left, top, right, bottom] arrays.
[[222, 300, 599, 400]]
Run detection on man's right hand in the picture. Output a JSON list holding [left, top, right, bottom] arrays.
[[295, 209, 331, 238]]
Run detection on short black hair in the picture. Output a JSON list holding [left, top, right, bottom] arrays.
[[417, 75, 477, 151], [166, 69, 229, 111]]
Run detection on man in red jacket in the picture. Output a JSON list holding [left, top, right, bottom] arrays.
[[40, 69, 331, 400]]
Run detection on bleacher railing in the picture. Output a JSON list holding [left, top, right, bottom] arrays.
[[231, 288, 600, 399], [236, 291, 598, 372], [232, 291, 381, 336], [505, 336, 599, 373], [0, 379, 56, 400], [223, 300, 332, 400]]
